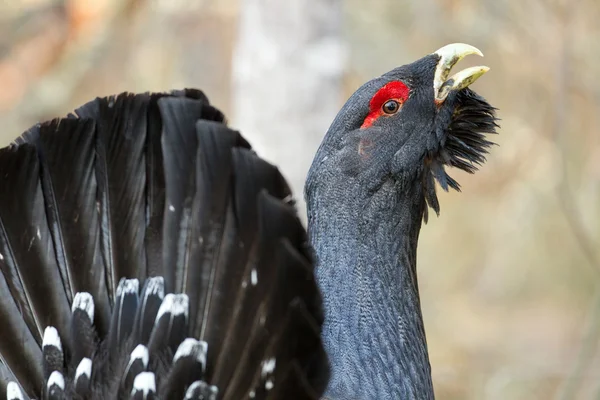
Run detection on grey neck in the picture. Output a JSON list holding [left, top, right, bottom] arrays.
[[307, 176, 434, 400]]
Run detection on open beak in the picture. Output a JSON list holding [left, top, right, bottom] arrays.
[[433, 43, 489, 103]]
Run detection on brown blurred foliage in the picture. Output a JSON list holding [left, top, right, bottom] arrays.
[[1, 0, 599, 399]]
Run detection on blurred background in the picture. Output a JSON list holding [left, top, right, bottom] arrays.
[[0, 0, 599, 398]]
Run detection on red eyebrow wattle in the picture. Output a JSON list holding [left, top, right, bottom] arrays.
[[361, 81, 410, 128]]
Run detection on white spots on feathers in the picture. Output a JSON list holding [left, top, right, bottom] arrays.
[[184, 382, 202, 399], [259, 358, 276, 392], [129, 344, 150, 369], [184, 381, 218, 399], [261, 357, 276, 377], [241, 267, 257, 289], [249, 390, 255, 398], [72, 292, 95, 322], [132, 372, 156, 397], [116, 278, 139, 297], [6, 382, 24, 400], [174, 338, 208, 370], [42, 326, 62, 351], [169, 204, 175, 212], [0, 252, 3, 260], [48, 370, 65, 390], [265, 379, 274, 390], [144, 277, 165, 297], [124, 345, 149, 384], [251, 269, 258, 286], [36, 228, 41, 239], [156, 293, 189, 322], [75, 357, 92, 381]]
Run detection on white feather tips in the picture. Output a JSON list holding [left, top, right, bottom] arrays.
[[124, 345, 150, 384], [6, 382, 23, 400], [75, 357, 92, 381], [42, 326, 62, 351], [132, 372, 156, 397], [261, 357, 276, 377], [184, 381, 202, 399], [251, 269, 258, 286], [173, 338, 208, 368], [260, 357, 276, 391], [184, 381, 219, 399], [144, 276, 165, 298], [155, 293, 189, 322], [47, 371, 65, 389], [72, 292, 95, 321], [116, 278, 140, 297], [129, 344, 150, 368]]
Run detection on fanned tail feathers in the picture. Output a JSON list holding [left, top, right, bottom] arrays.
[[0, 90, 328, 399]]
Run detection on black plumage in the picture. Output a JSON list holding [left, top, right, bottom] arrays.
[[0, 90, 326, 399], [305, 44, 497, 399], [424, 88, 499, 219]]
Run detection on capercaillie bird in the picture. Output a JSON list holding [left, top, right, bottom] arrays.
[[0, 43, 497, 400]]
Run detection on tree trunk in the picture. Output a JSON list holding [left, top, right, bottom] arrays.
[[231, 0, 345, 220]]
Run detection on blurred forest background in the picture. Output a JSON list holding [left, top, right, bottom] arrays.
[[1, 0, 599, 398]]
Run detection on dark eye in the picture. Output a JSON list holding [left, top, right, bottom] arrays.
[[382, 100, 400, 114]]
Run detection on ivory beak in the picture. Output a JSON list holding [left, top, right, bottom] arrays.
[[433, 43, 489, 103]]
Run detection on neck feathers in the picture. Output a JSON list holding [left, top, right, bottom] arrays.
[[307, 177, 434, 400]]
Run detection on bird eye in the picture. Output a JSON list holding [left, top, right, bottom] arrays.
[[382, 100, 400, 114]]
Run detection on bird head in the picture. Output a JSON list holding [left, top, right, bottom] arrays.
[[306, 43, 498, 217]]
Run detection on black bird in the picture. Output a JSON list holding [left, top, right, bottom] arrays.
[[0, 43, 497, 400], [306, 43, 496, 399]]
